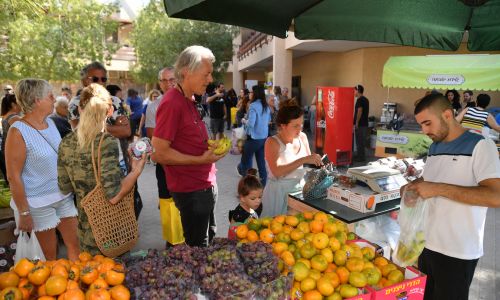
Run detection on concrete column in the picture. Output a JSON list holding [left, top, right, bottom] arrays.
[[232, 33, 244, 92], [272, 37, 292, 92]]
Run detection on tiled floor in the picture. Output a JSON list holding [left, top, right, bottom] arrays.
[[133, 127, 499, 299]]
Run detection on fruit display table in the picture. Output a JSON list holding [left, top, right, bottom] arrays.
[[288, 192, 400, 224]]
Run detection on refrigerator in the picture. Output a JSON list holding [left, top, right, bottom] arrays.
[[315, 86, 355, 166]]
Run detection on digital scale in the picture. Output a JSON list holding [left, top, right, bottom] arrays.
[[347, 165, 408, 193]]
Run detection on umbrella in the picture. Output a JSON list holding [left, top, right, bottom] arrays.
[[382, 54, 500, 91], [164, 0, 500, 51]]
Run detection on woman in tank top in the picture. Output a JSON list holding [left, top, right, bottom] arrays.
[[5, 79, 79, 260], [456, 93, 500, 137], [261, 100, 322, 217]]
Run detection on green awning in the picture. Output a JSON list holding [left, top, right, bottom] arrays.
[[164, 0, 500, 51], [382, 55, 500, 91]]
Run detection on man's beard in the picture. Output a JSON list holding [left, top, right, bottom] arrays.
[[428, 117, 449, 142]]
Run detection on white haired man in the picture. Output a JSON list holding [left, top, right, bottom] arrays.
[[151, 46, 225, 247], [49, 96, 72, 138]]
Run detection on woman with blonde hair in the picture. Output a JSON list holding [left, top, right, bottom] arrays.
[[57, 83, 146, 254], [6, 79, 79, 260]]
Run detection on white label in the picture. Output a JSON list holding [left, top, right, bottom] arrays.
[[427, 74, 465, 85], [317, 120, 326, 129], [379, 134, 409, 144], [327, 90, 335, 119]]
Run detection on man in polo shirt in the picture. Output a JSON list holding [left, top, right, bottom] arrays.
[[406, 93, 500, 300], [145, 67, 175, 243], [152, 46, 225, 247]]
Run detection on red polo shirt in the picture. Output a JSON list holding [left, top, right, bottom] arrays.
[[153, 88, 216, 193]]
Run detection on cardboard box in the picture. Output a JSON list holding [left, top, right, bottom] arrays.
[[367, 266, 426, 300], [327, 185, 400, 213]]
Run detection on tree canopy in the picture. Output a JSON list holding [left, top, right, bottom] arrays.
[[0, 0, 118, 81], [130, 0, 236, 84]]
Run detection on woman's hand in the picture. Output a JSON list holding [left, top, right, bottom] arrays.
[[130, 152, 147, 174], [18, 215, 34, 232], [302, 153, 322, 166]]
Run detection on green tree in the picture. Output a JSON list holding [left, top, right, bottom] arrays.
[[0, 0, 118, 80], [130, 0, 236, 84]]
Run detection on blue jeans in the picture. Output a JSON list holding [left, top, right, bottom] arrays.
[[238, 137, 267, 185]]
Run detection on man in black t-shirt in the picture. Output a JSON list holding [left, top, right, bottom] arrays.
[[353, 84, 369, 162], [207, 82, 226, 140]]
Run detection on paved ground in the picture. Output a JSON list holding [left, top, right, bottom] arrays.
[[133, 126, 499, 300]]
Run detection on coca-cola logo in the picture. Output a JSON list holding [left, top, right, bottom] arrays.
[[327, 90, 335, 119]]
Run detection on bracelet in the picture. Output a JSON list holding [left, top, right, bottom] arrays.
[[20, 210, 30, 216]]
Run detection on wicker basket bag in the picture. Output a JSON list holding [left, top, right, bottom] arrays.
[[81, 134, 138, 257]]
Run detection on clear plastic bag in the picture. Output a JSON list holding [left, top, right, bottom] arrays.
[[393, 189, 427, 267], [14, 231, 45, 263]]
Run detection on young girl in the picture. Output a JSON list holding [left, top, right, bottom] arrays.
[[229, 169, 263, 223]]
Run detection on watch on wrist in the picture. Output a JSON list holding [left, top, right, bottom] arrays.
[[20, 210, 30, 216]]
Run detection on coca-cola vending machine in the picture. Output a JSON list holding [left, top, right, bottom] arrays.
[[315, 87, 355, 165]]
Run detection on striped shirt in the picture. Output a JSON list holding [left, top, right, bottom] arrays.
[[461, 107, 490, 134], [10, 119, 70, 208]]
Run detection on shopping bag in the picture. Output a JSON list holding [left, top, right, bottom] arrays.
[[230, 127, 246, 155], [14, 231, 45, 263], [393, 189, 428, 267], [159, 198, 185, 245]]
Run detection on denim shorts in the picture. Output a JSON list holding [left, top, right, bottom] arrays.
[[13, 195, 78, 232]]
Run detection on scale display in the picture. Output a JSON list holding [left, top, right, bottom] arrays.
[[347, 166, 408, 193]]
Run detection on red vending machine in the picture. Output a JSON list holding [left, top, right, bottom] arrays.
[[315, 86, 355, 166]]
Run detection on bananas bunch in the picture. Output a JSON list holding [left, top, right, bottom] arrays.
[[208, 136, 231, 155]]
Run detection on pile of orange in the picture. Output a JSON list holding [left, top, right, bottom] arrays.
[[0, 252, 130, 300], [235, 211, 405, 300]]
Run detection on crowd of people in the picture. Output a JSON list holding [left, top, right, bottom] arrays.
[[1, 46, 500, 300]]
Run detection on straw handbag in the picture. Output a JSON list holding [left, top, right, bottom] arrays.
[[81, 134, 138, 257]]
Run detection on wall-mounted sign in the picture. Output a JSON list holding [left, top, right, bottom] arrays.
[[427, 74, 465, 85]]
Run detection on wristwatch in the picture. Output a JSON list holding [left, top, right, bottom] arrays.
[[20, 210, 30, 216]]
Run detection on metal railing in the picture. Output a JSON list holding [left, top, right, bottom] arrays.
[[237, 32, 272, 60]]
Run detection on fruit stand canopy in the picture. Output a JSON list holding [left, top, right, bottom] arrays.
[[164, 0, 500, 51], [382, 54, 500, 91]]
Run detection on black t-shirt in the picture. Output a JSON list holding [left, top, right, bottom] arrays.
[[354, 96, 369, 127], [228, 204, 263, 223], [209, 92, 225, 119]]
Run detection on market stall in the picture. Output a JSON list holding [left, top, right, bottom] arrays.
[[377, 54, 500, 158]]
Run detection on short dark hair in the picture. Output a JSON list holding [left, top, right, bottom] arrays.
[[237, 168, 262, 197], [1, 94, 17, 116], [216, 82, 224, 89], [464, 90, 473, 96], [355, 84, 364, 94], [276, 99, 304, 126], [274, 86, 282, 95], [106, 84, 122, 97], [414, 93, 452, 115], [80, 61, 107, 79], [127, 88, 138, 98], [476, 94, 491, 109]]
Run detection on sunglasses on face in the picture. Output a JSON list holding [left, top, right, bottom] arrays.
[[88, 76, 108, 83]]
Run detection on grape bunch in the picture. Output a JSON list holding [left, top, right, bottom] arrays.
[[237, 242, 280, 283], [200, 271, 256, 299], [254, 273, 293, 300], [200, 245, 244, 276]]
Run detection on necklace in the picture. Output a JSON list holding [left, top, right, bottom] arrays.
[[177, 83, 206, 143]]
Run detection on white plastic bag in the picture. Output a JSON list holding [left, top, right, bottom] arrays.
[[14, 231, 45, 263], [230, 127, 246, 155], [393, 189, 427, 267]]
